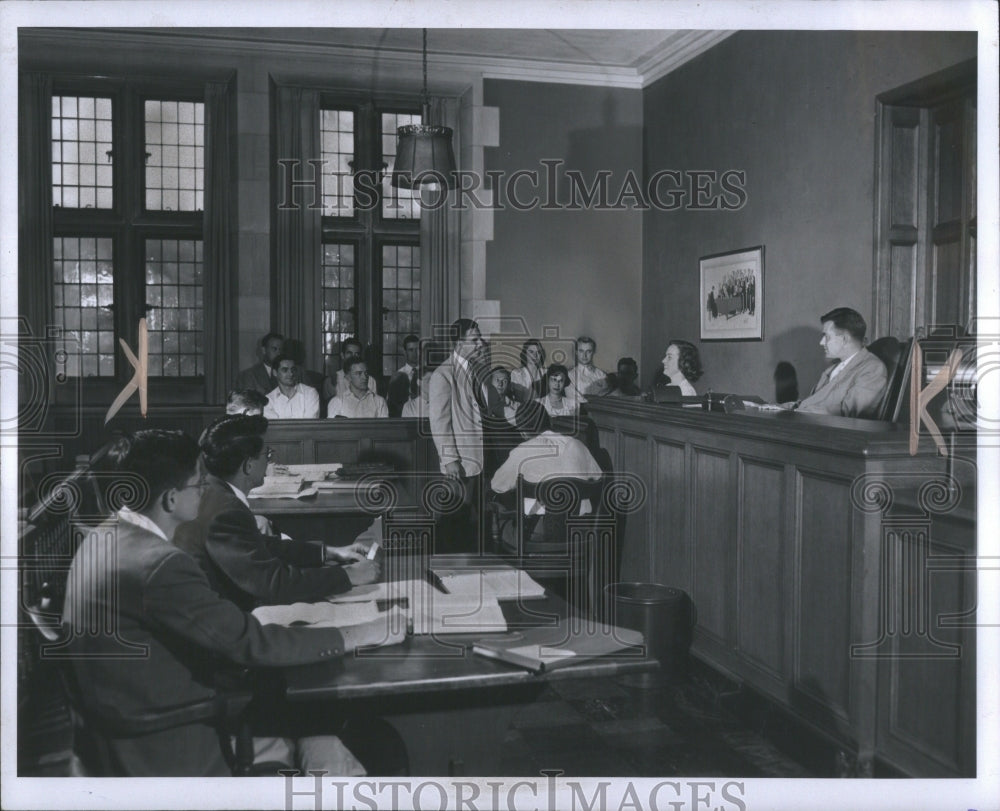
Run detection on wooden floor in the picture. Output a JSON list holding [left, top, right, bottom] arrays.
[[20, 659, 846, 778]]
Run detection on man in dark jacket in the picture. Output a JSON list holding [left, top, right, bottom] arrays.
[[174, 415, 378, 610], [61, 429, 402, 775]]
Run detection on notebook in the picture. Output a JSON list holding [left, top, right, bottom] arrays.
[[472, 620, 644, 673]]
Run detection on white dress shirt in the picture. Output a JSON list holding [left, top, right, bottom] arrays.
[[327, 388, 389, 418], [117, 506, 168, 541], [264, 384, 320, 419], [567, 364, 609, 397]]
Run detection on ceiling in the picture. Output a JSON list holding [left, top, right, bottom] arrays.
[[123, 28, 735, 88]]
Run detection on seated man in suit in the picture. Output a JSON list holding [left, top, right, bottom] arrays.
[[61, 429, 403, 776], [792, 307, 888, 418], [235, 331, 284, 395], [264, 354, 320, 419], [327, 357, 389, 418], [174, 415, 377, 611]]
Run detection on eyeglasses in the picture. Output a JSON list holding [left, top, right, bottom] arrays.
[[178, 476, 209, 493], [261, 446, 274, 461]]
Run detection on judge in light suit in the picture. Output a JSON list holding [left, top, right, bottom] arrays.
[[428, 318, 488, 551], [792, 307, 888, 419]]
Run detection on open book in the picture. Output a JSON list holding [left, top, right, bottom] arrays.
[[473, 619, 645, 673]]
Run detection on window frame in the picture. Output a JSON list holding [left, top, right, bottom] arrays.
[[318, 93, 423, 376], [50, 75, 208, 403]]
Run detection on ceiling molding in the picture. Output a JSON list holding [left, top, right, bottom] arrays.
[[20, 28, 731, 90]]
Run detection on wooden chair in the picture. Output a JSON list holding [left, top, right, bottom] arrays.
[[19, 451, 257, 776], [868, 336, 912, 421], [488, 475, 616, 617]]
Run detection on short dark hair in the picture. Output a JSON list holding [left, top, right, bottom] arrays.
[[448, 318, 479, 346], [343, 356, 367, 375], [489, 365, 510, 380], [341, 336, 363, 354], [200, 415, 269, 477], [402, 334, 420, 349], [617, 357, 638, 374], [519, 339, 546, 368], [226, 389, 268, 415], [107, 429, 200, 508], [820, 307, 867, 342], [273, 353, 299, 369], [515, 399, 551, 436], [260, 332, 284, 347], [576, 336, 596, 351], [547, 363, 569, 381], [668, 340, 704, 382]]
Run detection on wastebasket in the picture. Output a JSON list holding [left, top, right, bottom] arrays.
[[606, 582, 694, 688]]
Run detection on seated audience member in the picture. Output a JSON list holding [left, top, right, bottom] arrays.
[[226, 388, 268, 416], [174, 415, 377, 610], [537, 363, 586, 417], [387, 334, 421, 417], [324, 337, 378, 403], [792, 307, 888, 418], [327, 357, 389, 419], [482, 366, 522, 478], [491, 400, 603, 526], [773, 361, 799, 404], [510, 339, 546, 404], [61, 429, 403, 776], [235, 331, 284, 396], [608, 357, 642, 398], [401, 370, 431, 418], [567, 336, 610, 397], [661, 340, 703, 396], [264, 354, 320, 419]]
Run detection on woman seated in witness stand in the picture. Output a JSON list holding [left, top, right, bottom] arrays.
[[537, 363, 586, 417], [660, 340, 703, 397], [510, 339, 546, 404], [607, 357, 643, 398]]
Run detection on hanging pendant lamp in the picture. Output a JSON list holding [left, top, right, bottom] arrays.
[[391, 28, 456, 190]]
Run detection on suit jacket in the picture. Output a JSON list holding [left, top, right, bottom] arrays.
[[234, 361, 275, 396], [61, 518, 347, 775], [173, 478, 351, 611], [797, 347, 888, 418], [428, 354, 484, 476]]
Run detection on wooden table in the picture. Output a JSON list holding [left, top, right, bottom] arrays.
[[282, 556, 656, 775]]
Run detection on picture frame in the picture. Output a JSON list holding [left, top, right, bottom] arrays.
[[699, 246, 764, 341]]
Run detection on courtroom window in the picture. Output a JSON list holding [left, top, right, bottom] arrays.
[[319, 101, 421, 377], [51, 86, 205, 382]]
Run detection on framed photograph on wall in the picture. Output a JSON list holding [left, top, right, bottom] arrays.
[[699, 246, 764, 341]]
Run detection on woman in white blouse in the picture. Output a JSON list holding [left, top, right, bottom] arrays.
[[510, 339, 546, 404], [661, 340, 703, 397], [536, 363, 585, 417]]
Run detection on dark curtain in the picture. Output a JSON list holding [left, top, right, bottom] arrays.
[[272, 85, 321, 372], [203, 77, 237, 402], [420, 96, 462, 335], [18, 72, 53, 339]]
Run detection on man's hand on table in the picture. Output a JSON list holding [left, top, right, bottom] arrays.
[[339, 606, 407, 652], [324, 541, 369, 563]]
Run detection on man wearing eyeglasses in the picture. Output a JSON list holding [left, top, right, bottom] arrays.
[[174, 415, 378, 611], [62, 428, 403, 775], [327, 357, 389, 419]]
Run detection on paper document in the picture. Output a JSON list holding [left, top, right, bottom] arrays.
[[431, 567, 546, 601]]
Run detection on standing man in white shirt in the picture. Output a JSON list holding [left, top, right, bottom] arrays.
[[264, 354, 320, 419], [327, 357, 389, 418], [567, 335, 610, 397], [428, 318, 488, 552]]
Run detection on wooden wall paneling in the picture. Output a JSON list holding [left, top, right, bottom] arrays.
[[793, 469, 855, 733], [877, 519, 976, 776], [651, 437, 689, 592], [617, 430, 652, 582], [690, 446, 732, 652], [736, 454, 786, 687]]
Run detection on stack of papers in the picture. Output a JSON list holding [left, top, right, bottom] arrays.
[[431, 567, 546, 601], [248, 475, 318, 499]]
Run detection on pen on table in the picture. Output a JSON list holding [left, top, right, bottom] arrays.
[[426, 568, 450, 594]]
